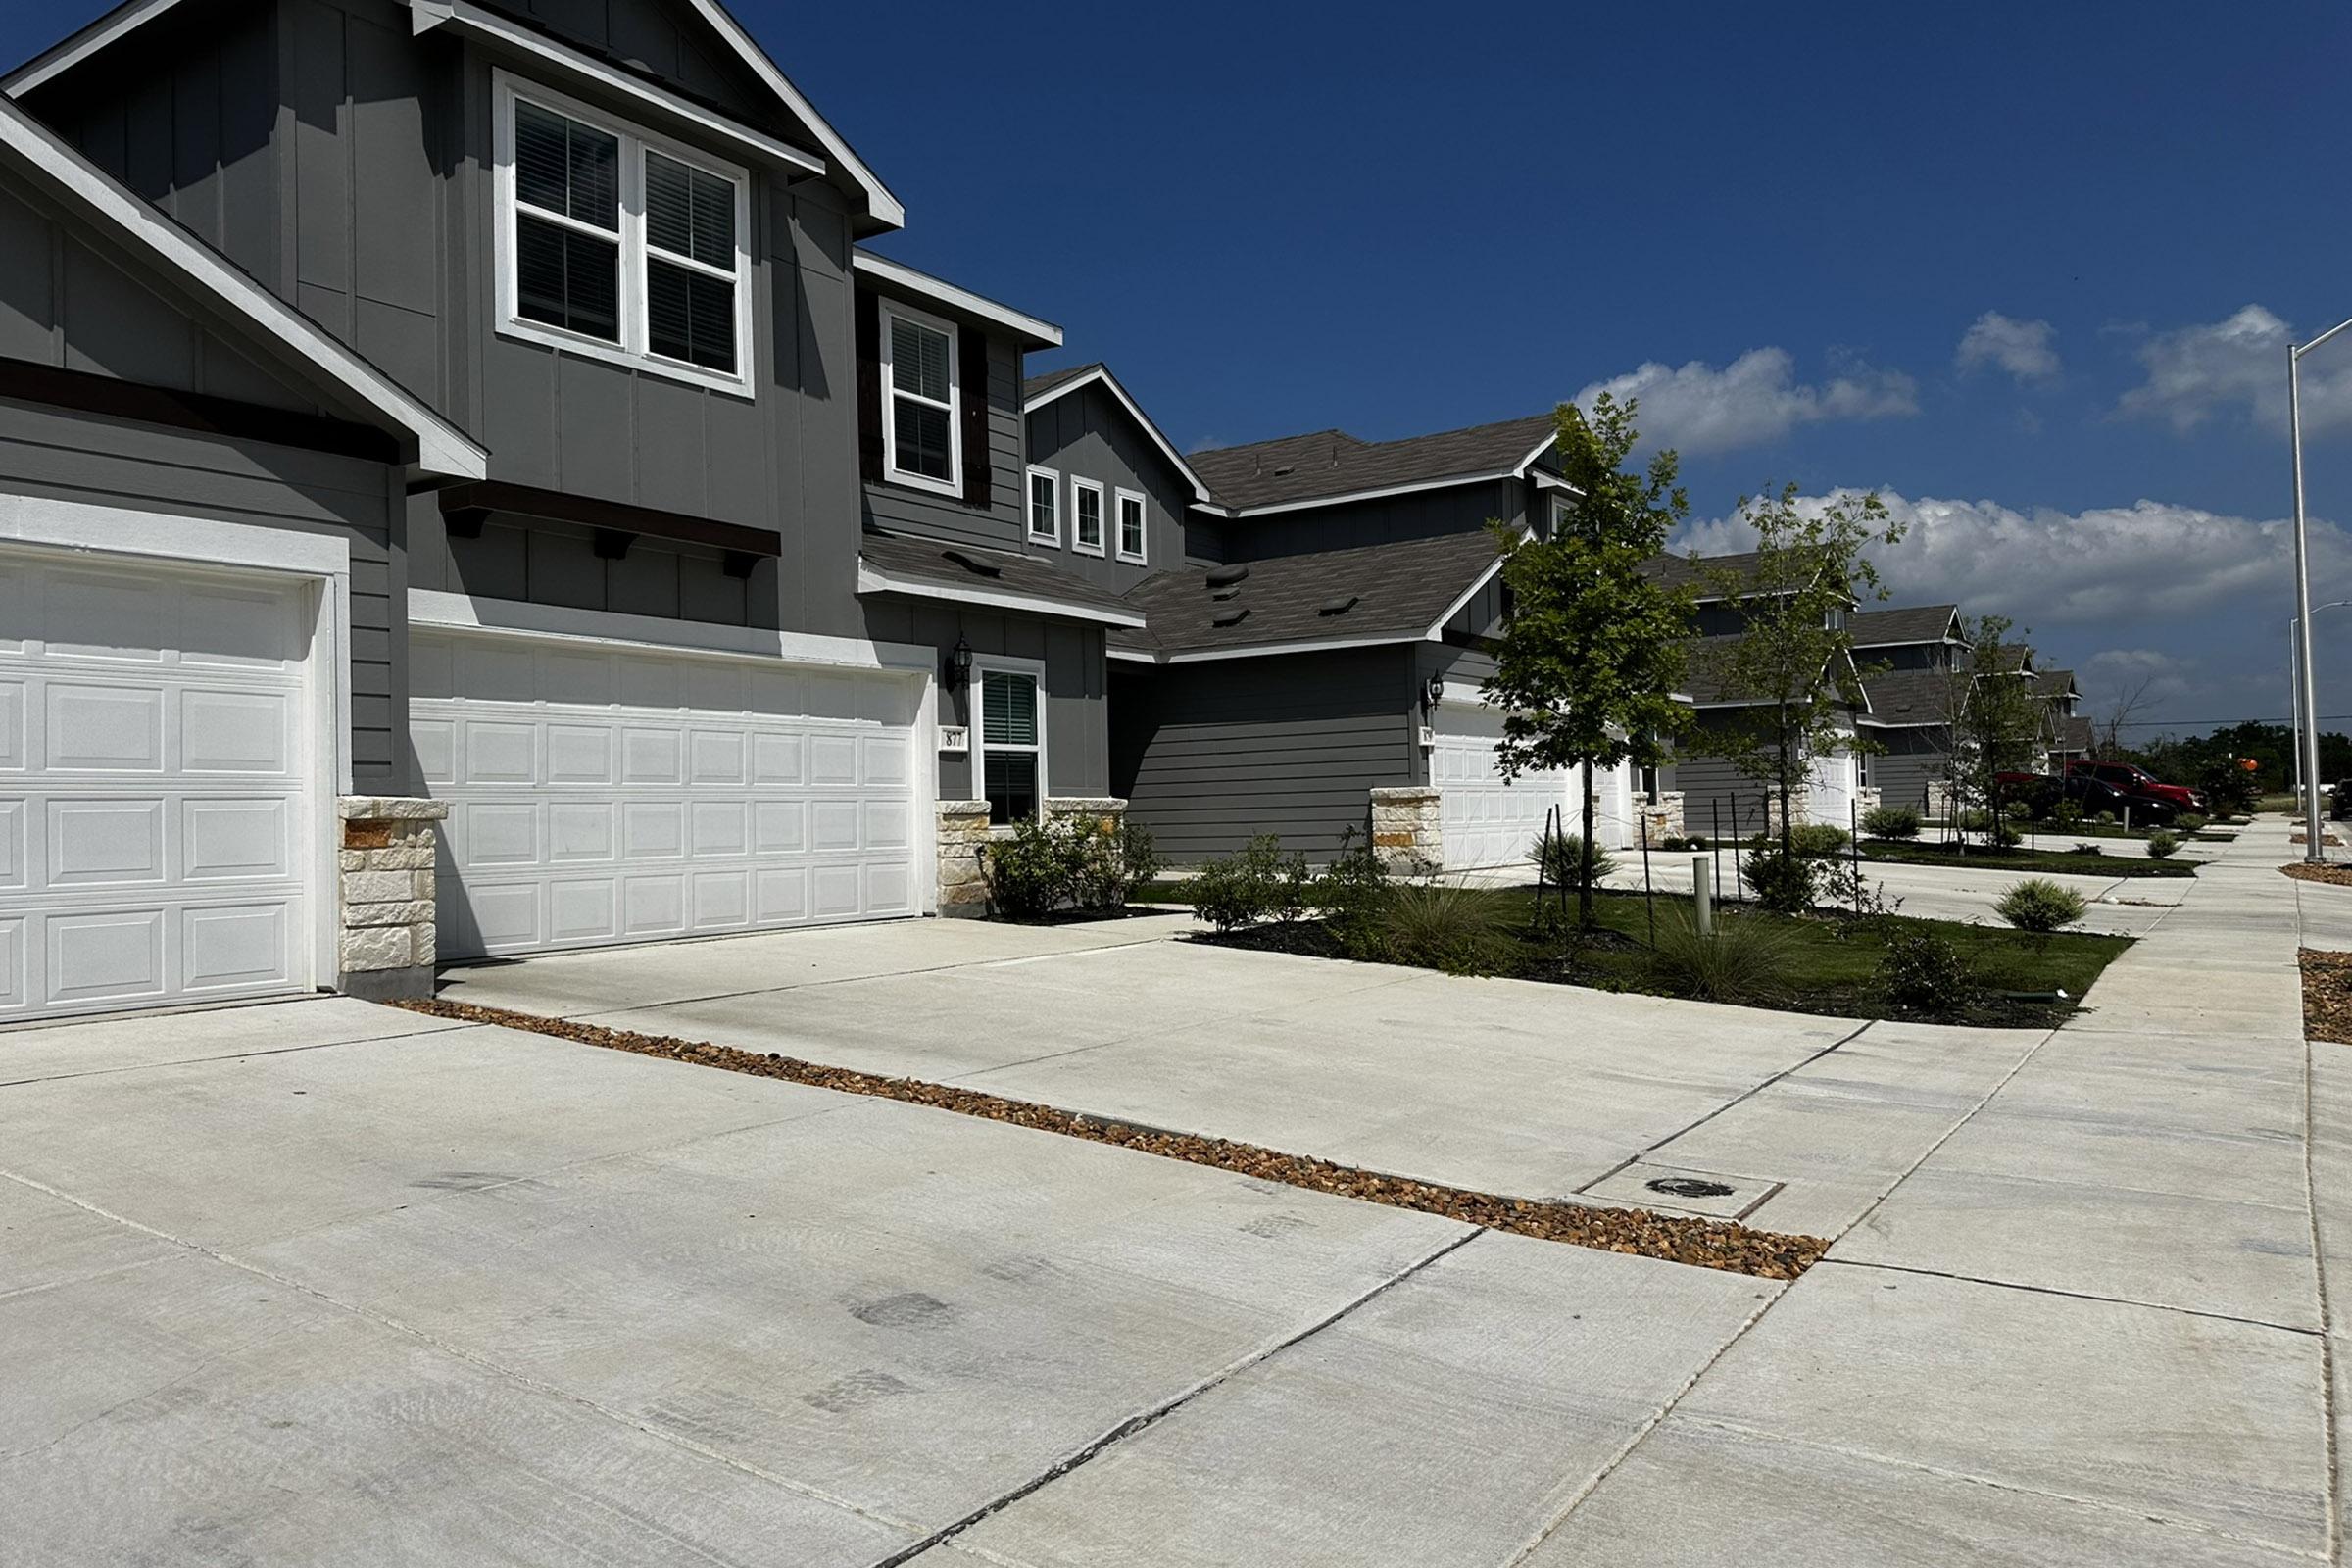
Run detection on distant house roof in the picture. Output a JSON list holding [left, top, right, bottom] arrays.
[[0, 97, 484, 481], [1979, 642, 2037, 676], [1022, 362, 1212, 503], [1857, 668, 1961, 728], [1849, 604, 1962, 648], [1188, 413, 1558, 514], [857, 529, 1144, 628], [1114, 529, 1506, 661], [1641, 548, 1838, 605], [7, 0, 907, 233], [1682, 634, 1870, 711], [2055, 714, 2095, 754], [2034, 666, 2081, 700]]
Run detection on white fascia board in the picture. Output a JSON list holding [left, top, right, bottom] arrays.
[[3, 0, 192, 95], [1511, 432, 1570, 481], [412, 1, 822, 176], [1023, 367, 1212, 503], [1107, 645, 1160, 664], [1530, 470, 1580, 493], [679, 0, 903, 230], [854, 251, 1061, 348], [0, 102, 485, 481], [1152, 633, 1421, 665], [856, 562, 1146, 629], [411, 588, 933, 671], [1423, 549, 1514, 641], [1222, 467, 1525, 519]]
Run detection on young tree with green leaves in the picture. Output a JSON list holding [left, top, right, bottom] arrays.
[[1700, 485, 1904, 860], [1485, 392, 1695, 927], [1949, 614, 2047, 842]]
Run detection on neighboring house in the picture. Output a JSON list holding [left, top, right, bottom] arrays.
[[1642, 552, 1872, 839], [1, 0, 1131, 1019], [1021, 361, 1215, 596], [0, 92, 485, 1020], [1851, 604, 1967, 814], [2037, 667, 2091, 763], [1099, 410, 1647, 868]]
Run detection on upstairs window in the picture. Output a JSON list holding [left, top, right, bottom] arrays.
[[1071, 477, 1105, 556], [495, 74, 751, 394], [977, 667, 1042, 823], [1115, 488, 1148, 564], [881, 304, 960, 494], [1027, 466, 1060, 544]]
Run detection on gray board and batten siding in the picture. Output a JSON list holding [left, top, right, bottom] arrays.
[[1023, 375, 1200, 595]]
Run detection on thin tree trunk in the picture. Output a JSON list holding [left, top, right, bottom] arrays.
[[1579, 761, 1598, 928]]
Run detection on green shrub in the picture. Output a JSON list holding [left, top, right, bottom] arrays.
[[1532, 828, 1617, 888], [1373, 882, 1511, 975], [1957, 808, 1993, 833], [1658, 833, 1690, 851], [2145, 829, 2180, 859], [1644, 907, 1796, 1005], [2071, 842, 2102, 856], [2052, 800, 2083, 826], [1862, 804, 1921, 841], [1995, 877, 2088, 936], [984, 813, 1160, 920], [2093, 809, 2117, 825], [2174, 813, 2209, 834], [1742, 848, 1821, 913], [1991, 821, 2023, 849], [1189, 835, 1312, 932], [1312, 836, 1392, 944], [1685, 835, 1710, 850], [1877, 927, 1976, 1014], [2003, 800, 2036, 823], [1789, 823, 1850, 857]]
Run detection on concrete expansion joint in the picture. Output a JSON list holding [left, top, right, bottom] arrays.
[[1819, 1257, 2323, 1338], [858, 1229, 1488, 1568], [1669, 1413, 2332, 1564]]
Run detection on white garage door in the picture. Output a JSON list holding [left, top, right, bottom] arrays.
[[0, 549, 317, 1022], [1431, 700, 1569, 872], [412, 630, 921, 959]]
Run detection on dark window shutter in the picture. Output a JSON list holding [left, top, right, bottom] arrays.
[[855, 289, 883, 484], [959, 324, 991, 508]]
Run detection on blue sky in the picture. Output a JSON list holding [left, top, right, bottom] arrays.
[[7, 0, 2350, 741]]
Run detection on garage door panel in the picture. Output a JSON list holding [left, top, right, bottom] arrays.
[[412, 717, 456, 784], [48, 799, 165, 887], [47, 907, 166, 1005], [47, 570, 169, 663], [415, 634, 921, 958], [458, 640, 535, 703], [181, 688, 293, 773], [549, 879, 616, 943], [463, 720, 537, 785], [0, 916, 22, 1006], [0, 800, 21, 888], [183, 798, 293, 881], [181, 902, 292, 991], [180, 582, 303, 669], [48, 683, 165, 771], [0, 681, 24, 768]]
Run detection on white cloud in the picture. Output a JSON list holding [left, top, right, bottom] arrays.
[[2082, 648, 2200, 705], [1676, 487, 2336, 630], [2116, 304, 2352, 435], [1574, 347, 1918, 455], [1955, 312, 2059, 383]]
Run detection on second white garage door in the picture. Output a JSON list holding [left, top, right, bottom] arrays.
[[1430, 699, 1569, 872], [412, 631, 921, 959]]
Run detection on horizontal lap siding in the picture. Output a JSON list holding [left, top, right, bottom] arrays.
[[0, 400, 404, 788], [1866, 731, 1949, 815], [1112, 649, 1415, 865]]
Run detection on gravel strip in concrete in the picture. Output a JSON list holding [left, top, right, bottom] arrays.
[[393, 999, 1831, 1280]]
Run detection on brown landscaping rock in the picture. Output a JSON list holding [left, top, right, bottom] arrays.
[[2303, 950, 2352, 1046], [2283, 862, 2352, 888], [395, 998, 1831, 1281]]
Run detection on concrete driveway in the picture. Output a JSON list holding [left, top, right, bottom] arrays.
[[0, 820, 2331, 1565]]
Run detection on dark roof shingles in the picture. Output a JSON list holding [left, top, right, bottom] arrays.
[[858, 529, 1133, 617], [1848, 604, 1960, 648], [1117, 530, 1505, 657], [1189, 414, 1555, 511]]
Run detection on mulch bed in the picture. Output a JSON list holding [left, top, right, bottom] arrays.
[[2291, 833, 2346, 846], [2284, 862, 2352, 889], [392, 997, 1829, 1281], [2301, 951, 2352, 1045]]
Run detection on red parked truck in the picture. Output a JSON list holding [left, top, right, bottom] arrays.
[[2061, 760, 2205, 816]]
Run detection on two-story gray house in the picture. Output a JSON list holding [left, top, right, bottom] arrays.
[[1, 0, 1131, 1018]]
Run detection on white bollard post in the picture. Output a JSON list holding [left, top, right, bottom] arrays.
[[1690, 853, 1714, 937]]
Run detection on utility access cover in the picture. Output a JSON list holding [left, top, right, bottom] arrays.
[[1579, 1162, 1783, 1221]]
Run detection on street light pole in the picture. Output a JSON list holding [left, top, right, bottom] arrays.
[[2290, 603, 2352, 804], [2289, 317, 2352, 859]]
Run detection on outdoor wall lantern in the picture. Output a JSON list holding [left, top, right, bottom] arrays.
[[948, 636, 973, 691], [1422, 674, 1445, 712]]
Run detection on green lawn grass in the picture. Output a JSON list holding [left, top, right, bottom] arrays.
[[1855, 839, 2195, 877]]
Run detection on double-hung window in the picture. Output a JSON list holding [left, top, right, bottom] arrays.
[[977, 667, 1043, 823], [1114, 488, 1148, 564], [1071, 476, 1105, 556], [882, 304, 960, 493], [1026, 466, 1060, 545], [496, 74, 751, 393]]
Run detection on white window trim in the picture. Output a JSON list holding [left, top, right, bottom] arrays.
[[1070, 475, 1106, 558], [1548, 493, 1572, 536], [1113, 486, 1148, 565], [971, 655, 1048, 824], [879, 299, 963, 497], [492, 71, 755, 398], [1026, 465, 1061, 546]]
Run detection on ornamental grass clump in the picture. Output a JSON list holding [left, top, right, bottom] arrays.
[[1643, 907, 1796, 1005], [1374, 881, 1513, 976], [1531, 828, 1616, 889], [2145, 829, 2181, 860]]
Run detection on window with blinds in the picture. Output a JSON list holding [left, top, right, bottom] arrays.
[[884, 307, 959, 492], [496, 75, 750, 393], [979, 669, 1041, 824]]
